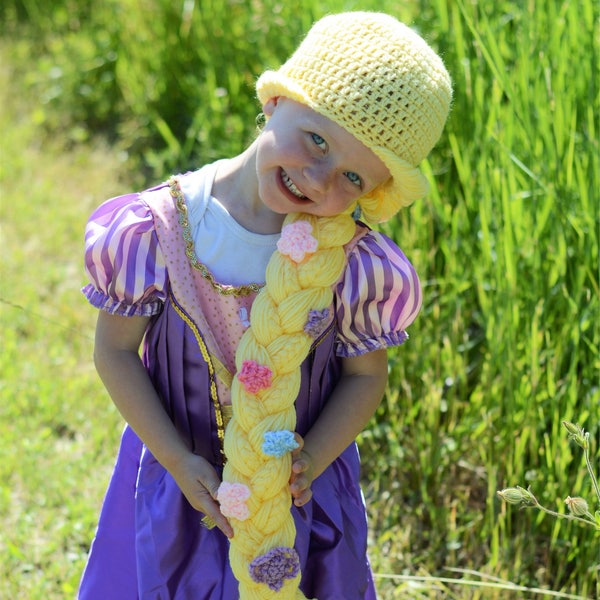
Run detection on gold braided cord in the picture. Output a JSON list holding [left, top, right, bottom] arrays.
[[170, 295, 227, 463], [223, 211, 355, 599], [168, 177, 264, 297]]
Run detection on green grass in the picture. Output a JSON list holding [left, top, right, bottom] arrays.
[[1, 0, 598, 598], [0, 39, 129, 596]]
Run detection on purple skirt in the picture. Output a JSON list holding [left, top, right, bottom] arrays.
[[79, 299, 377, 599]]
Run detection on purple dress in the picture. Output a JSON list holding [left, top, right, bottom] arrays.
[[79, 165, 421, 599]]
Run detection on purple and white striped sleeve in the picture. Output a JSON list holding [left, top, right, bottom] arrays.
[[334, 230, 422, 357], [82, 192, 167, 317]]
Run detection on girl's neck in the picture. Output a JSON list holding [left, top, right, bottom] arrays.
[[212, 142, 286, 235]]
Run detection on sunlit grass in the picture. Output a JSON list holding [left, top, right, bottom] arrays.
[[0, 39, 128, 597]]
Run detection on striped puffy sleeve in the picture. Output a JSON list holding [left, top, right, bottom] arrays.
[[334, 230, 422, 357], [82, 192, 167, 317]]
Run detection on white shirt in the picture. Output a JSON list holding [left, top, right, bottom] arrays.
[[180, 162, 279, 287]]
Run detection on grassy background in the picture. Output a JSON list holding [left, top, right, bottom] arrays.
[[1, 0, 598, 598]]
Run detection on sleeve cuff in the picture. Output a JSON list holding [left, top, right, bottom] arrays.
[[335, 330, 409, 358], [82, 284, 164, 318]]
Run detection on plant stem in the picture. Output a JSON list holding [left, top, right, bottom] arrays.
[[584, 444, 600, 503], [533, 500, 599, 529]]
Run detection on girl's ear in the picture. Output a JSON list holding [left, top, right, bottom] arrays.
[[262, 97, 279, 117]]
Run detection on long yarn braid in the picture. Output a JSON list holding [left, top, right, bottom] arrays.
[[219, 11, 452, 597], [221, 209, 356, 599]]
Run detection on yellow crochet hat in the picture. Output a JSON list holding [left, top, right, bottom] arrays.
[[256, 12, 452, 222]]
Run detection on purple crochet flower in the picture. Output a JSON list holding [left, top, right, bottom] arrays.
[[303, 308, 330, 338], [249, 547, 300, 591], [277, 221, 318, 263], [237, 360, 272, 394], [262, 430, 300, 458]]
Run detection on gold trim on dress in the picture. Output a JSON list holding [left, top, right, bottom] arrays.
[[170, 294, 227, 465], [168, 176, 264, 297]]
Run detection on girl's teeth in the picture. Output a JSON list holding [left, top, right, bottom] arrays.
[[282, 171, 306, 199]]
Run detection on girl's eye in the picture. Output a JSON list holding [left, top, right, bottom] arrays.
[[345, 171, 362, 187], [311, 132, 327, 151]]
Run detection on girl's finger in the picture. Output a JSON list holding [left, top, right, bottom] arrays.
[[293, 487, 313, 507], [292, 432, 304, 456], [199, 493, 234, 538], [292, 457, 307, 473]]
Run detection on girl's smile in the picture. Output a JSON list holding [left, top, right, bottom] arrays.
[[281, 169, 308, 200]]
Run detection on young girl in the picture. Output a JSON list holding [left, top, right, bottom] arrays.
[[79, 11, 451, 600]]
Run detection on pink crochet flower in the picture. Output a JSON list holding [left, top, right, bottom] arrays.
[[217, 482, 251, 521], [237, 360, 273, 394], [277, 221, 318, 263]]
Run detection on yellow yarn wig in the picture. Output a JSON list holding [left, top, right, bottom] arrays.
[[222, 12, 452, 598]]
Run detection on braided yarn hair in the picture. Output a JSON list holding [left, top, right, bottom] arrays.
[[221, 12, 452, 598]]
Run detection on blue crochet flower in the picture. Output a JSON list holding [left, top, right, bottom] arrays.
[[262, 430, 300, 458]]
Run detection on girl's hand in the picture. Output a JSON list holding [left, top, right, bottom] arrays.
[[289, 434, 315, 507], [170, 452, 234, 539], [93, 312, 234, 536]]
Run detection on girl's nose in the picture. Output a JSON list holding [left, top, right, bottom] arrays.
[[302, 162, 332, 192]]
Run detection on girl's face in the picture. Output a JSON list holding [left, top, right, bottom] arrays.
[[255, 98, 390, 217]]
